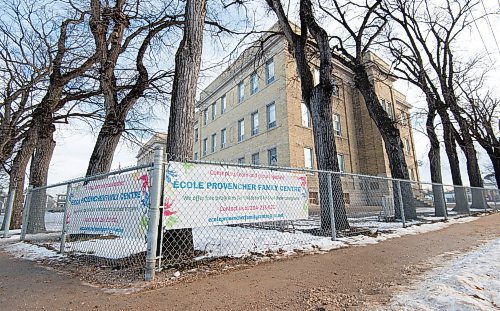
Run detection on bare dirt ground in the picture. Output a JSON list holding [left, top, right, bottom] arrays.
[[0, 213, 499, 311]]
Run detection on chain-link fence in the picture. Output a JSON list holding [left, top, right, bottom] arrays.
[[18, 164, 153, 274], [3, 145, 499, 281]]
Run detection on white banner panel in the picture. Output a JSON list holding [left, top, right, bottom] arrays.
[[162, 162, 309, 229], [67, 171, 150, 238]]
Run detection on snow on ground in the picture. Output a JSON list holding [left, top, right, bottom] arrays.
[[26, 215, 479, 260], [382, 238, 500, 311], [3, 242, 64, 261]]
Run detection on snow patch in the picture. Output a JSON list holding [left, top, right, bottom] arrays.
[[3, 242, 63, 261], [383, 238, 500, 311]]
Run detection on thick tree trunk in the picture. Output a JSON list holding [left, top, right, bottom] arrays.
[[85, 116, 125, 177], [163, 0, 206, 261], [457, 130, 485, 210], [353, 64, 416, 220], [1, 128, 37, 230], [487, 149, 500, 189], [437, 109, 468, 213], [26, 121, 56, 234], [310, 90, 349, 231], [426, 107, 446, 217]]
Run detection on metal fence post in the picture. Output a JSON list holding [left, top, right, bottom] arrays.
[[144, 145, 164, 281], [2, 188, 16, 238], [327, 172, 337, 241], [396, 180, 406, 228], [20, 186, 33, 241], [59, 183, 72, 254]]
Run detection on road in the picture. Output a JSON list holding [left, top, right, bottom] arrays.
[[0, 213, 499, 310]]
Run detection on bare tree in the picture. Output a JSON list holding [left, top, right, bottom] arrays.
[[264, 0, 350, 231], [311, 0, 416, 219], [384, 0, 486, 211], [84, 0, 181, 177]]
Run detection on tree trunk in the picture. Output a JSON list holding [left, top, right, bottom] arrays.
[[26, 121, 56, 234], [310, 89, 349, 231], [457, 130, 485, 210], [163, 0, 206, 261], [1, 128, 37, 230], [353, 64, 416, 220], [426, 102, 446, 217], [487, 149, 500, 189], [85, 116, 125, 177], [437, 108, 468, 213]]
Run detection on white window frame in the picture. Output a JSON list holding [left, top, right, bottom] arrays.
[[238, 81, 244, 103], [211, 133, 217, 153], [238, 119, 245, 142], [304, 147, 313, 169], [221, 95, 226, 114], [267, 102, 276, 129], [211, 102, 216, 120], [251, 152, 260, 165], [251, 111, 259, 136], [203, 109, 208, 125], [266, 59, 275, 84], [202, 138, 208, 156], [250, 73, 258, 94], [337, 154, 345, 173], [333, 113, 341, 136], [194, 128, 198, 142], [221, 128, 226, 149], [268, 148, 277, 166], [301, 102, 311, 127]]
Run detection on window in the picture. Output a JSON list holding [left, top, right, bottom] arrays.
[[250, 73, 258, 94], [251, 111, 259, 136], [337, 154, 345, 173], [251, 152, 260, 165], [211, 102, 216, 120], [333, 113, 341, 136], [220, 128, 226, 149], [309, 192, 319, 205], [221, 95, 226, 114], [387, 100, 393, 119], [268, 148, 277, 166], [400, 110, 407, 126], [304, 148, 313, 169], [194, 152, 198, 160], [313, 67, 320, 86], [202, 138, 208, 156], [343, 193, 350, 204], [370, 182, 380, 190], [267, 102, 276, 129], [238, 119, 245, 142], [238, 157, 245, 164], [203, 109, 208, 125], [238, 81, 244, 103], [405, 138, 411, 154], [410, 168, 415, 181], [266, 59, 275, 84], [301, 102, 311, 127], [194, 128, 198, 142], [211, 133, 217, 153]]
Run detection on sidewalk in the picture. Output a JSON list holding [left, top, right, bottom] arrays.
[[1, 213, 499, 310]]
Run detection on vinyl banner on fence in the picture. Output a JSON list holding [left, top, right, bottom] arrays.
[[162, 162, 309, 229], [67, 171, 150, 238]]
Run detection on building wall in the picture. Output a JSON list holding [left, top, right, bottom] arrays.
[[194, 37, 293, 167], [192, 33, 420, 199]]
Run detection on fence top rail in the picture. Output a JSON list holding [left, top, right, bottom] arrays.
[[30, 163, 153, 192], [163, 157, 497, 191]]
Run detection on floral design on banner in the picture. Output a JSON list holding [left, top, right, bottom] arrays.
[[162, 163, 185, 230], [299, 176, 308, 200], [138, 173, 150, 231]]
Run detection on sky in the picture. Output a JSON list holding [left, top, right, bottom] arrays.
[[46, 0, 500, 186]]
